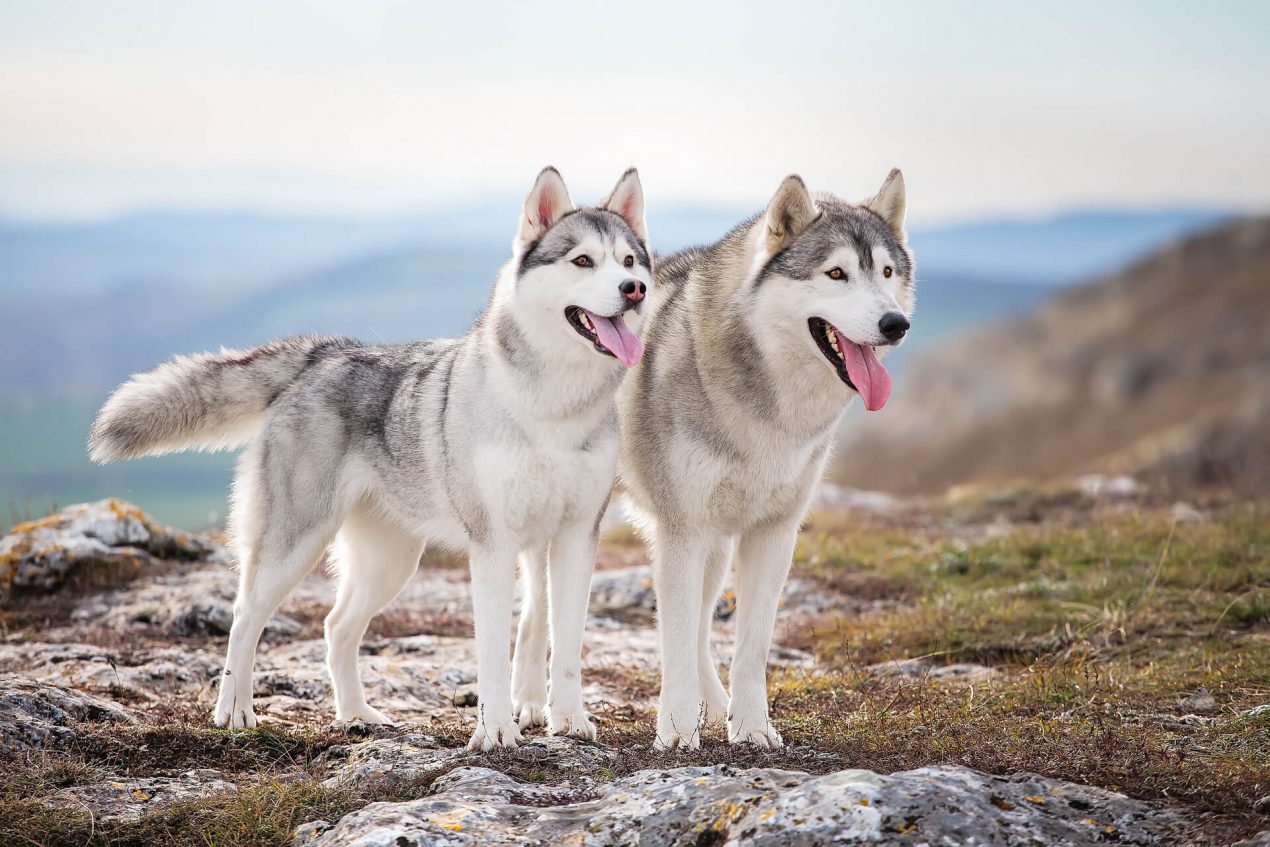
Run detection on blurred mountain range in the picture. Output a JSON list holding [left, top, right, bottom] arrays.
[[0, 206, 1224, 390], [0, 205, 1229, 528], [835, 217, 1270, 497]]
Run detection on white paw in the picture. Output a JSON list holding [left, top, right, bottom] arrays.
[[728, 719, 783, 749], [653, 725, 700, 751], [336, 705, 394, 725], [702, 686, 729, 726], [214, 670, 255, 729], [515, 701, 547, 730], [546, 707, 596, 741], [654, 697, 703, 750], [511, 675, 548, 717], [214, 706, 257, 729], [466, 720, 523, 751]]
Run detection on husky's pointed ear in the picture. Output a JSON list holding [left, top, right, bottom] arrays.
[[518, 166, 574, 246], [864, 168, 907, 241], [600, 167, 648, 244], [764, 175, 819, 255]]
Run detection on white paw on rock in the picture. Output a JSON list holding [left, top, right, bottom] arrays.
[[467, 720, 523, 751], [652, 720, 701, 751], [515, 701, 546, 730], [654, 700, 703, 750], [729, 719, 783, 749], [335, 705, 394, 726], [702, 690, 729, 726], [546, 708, 596, 741], [213, 706, 257, 730]]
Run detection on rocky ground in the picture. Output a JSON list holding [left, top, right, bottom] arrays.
[[0, 486, 1266, 845]]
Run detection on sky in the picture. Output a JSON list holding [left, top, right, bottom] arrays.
[[1, 0, 1269, 224]]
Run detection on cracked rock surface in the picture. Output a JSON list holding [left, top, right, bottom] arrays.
[[0, 673, 135, 752], [301, 763, 1184, 847]]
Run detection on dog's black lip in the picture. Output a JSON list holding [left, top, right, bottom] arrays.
[[808, 317, 857, 391], [565, 306, 617, 358]]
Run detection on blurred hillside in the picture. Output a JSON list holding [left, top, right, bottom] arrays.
[[0, 207, 1228, 528], [835, 218, 1270, 497]]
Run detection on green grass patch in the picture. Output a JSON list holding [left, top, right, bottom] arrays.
[[793, 503, 1269, 668]]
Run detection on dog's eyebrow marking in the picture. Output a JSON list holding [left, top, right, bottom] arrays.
[[850, 233, 876, 271], [517, 208, 650, 277], [518, 232, 579, 276]]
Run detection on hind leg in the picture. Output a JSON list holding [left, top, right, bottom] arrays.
[[511, 545, 549, 729], [325, 506, 423, 724], [699, 537, 733, 726], [215, 448, 341, 729]]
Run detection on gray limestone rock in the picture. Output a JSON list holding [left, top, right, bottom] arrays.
[[0, 673, 135, 751], [301, 761, 1183, 846], [48, 769, 238, 822]]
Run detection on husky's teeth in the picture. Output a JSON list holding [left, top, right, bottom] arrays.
[[827, 327, 843, 359]]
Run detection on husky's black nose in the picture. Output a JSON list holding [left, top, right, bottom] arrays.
[[878, 312, 909, 342], [620, 279, 646, 304]]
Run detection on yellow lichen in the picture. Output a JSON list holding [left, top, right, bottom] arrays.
[[7, 514, 63, 534], [428, 810, 470, 833]]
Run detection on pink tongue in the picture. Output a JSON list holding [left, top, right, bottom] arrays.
[[585, 310, 644, 367], [834, 328, 892, 411]]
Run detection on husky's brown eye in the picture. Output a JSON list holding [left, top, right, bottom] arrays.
[[623, 255, 635, 268], [572, 255, 593, 268], [883, 265, 893, 278], [825, 267, 846, 281]]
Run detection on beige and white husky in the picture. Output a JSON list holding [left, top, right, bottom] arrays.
[[618, 170, 914, 749]]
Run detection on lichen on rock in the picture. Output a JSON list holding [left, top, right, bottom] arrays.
[[0, 499, 221, 602]]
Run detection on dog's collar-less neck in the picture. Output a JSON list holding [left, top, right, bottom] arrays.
[[482, 306, 621, 421]]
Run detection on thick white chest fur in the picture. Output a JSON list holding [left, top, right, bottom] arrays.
[[666, 429, 828, 535], [475, 438, 616, 545]]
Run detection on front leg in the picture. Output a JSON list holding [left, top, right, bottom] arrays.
[[652, 530, 712, 750], [544, 520, 598, 740], [466, 540, 523, 751], [511, 546, 549, 729], [728, 519, 798, 748], [699, 537, 734, 726]]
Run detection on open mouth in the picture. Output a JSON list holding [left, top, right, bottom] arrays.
[[808, 317, 892, 411], [565, 306, 644, 367]]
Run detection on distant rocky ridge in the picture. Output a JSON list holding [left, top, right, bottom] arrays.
[[836, 218, 1270, 496]]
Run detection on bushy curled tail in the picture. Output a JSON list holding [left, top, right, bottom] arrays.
[[89, 335, 357, 463]]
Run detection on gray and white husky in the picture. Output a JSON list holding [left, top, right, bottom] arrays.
[[618, 170, 913, 749], [89, 167, 652, 750]]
